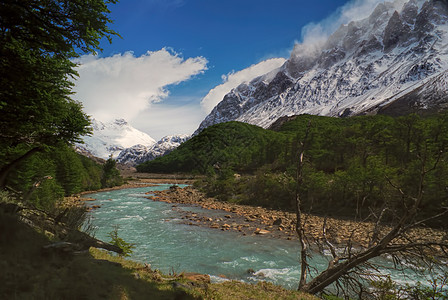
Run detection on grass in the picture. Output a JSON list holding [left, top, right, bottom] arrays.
[[202, 281, 317, 300], [0, 205, 317, 300]]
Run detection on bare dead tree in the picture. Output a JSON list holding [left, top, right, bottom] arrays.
[[295, 122, 448, 297], [295, 120, 312, 290]]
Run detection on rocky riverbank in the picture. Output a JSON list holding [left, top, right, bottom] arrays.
[[148, 185, 446, 249], [70, 177, 445, 250], [64, 177, 197, 209]]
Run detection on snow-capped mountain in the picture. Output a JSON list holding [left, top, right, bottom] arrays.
[[196, 0, 448, 133], [117, 134, 190, 165], [76, 118, 156, 159]]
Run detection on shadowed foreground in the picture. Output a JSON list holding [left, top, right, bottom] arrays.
[[0, 204, 316, 300]]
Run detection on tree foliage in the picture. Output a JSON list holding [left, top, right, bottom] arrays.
[[5, 144, 103, 209], [177, 114, 448, 296], [0, 0, 118, 187], [150, 114, 448, 222], [4, 144, 123, 210], [0, 0, 121, 207], [101, 157, 123, 188], [137, 121, 287, 174], [108, 225, 135, 257]]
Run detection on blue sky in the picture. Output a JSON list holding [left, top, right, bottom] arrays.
[[102, 0, 347, 81], [72, 0, 384, 140]]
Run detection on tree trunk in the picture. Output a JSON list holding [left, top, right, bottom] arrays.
[[71, 229, 124, 254], [296, 151, 308, 290], [296, 121, 312, 290], [301, 242, 387, 294], [0, 146, 43, 188], [298, 153, 433, 295]]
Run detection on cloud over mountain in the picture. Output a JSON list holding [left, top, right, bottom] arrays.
[[300, 0, 406, 47], [196, 0, 448, 132], [200, 58, 286, 114], [72, 48, 208, 122]]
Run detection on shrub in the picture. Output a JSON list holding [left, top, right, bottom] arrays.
[[108, 225, 135, 257]]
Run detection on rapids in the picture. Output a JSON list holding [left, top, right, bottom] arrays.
[[84, 185, 440, 290]]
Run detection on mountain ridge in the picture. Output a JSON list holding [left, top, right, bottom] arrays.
[[196, 0, 448, 133], [76, 118, 190, 165], [76, 118, 156, 159], [117, 134, 191, 166]]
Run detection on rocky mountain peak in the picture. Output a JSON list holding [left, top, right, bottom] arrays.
[[196, 0, 448, 132], [117, 134, 190, 165], [113, 118, 128, 126], [401, 0, 418, 25], [383, 10, 410, 51], [285, 44, 319, 78], [76, 118, 156, 159]]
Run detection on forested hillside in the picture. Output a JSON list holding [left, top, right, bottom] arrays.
[[138, 114, 448, 223], [137, 121, 288, 174]]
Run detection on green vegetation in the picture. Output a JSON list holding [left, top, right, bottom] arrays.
[[108, 225, 136, 257], [370, 274, 448, 300], [1, 143, 122, 210], [140, 114, 448, 223], [102, 157, 124, 188], [203, 280, 316, 300], [0, 197, 316, 300], [0, 0, 123, 210], [0, 0, 117, 185], [137, 121, 287, 174]]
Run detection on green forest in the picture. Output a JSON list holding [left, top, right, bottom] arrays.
[[0, 0, 122, 210], [138, 114, 448, 224], [0, 144, 122, 210]]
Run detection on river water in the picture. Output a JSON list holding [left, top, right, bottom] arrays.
[[83, 184, 439, 290]]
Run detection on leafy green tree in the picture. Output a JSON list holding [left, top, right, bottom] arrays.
[[4, 144, 104, 209], [0, 0, 118, 188], [243, 168, 295, 209], [206, 167, 237, 202], [101, 157, 122, 188], [54, 144, 85, 195], [78, 155, 103, 191]]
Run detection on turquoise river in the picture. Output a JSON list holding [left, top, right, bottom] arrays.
[[84, 184, 438, 290]]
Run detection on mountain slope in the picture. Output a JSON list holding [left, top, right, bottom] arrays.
[[76, 119, 156, 159], [117, 134, 190, 165], [196, 0, 448, 133], [136, 122, 287, 174]]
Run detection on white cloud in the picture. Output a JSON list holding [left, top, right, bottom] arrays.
[[200, 58, 286, 114], [72, 48, 208, 122], [132, 102, 206, 140]]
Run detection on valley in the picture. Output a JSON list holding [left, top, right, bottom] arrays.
[[82, 182, 444, 292], [2, 0, 448, 298]]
